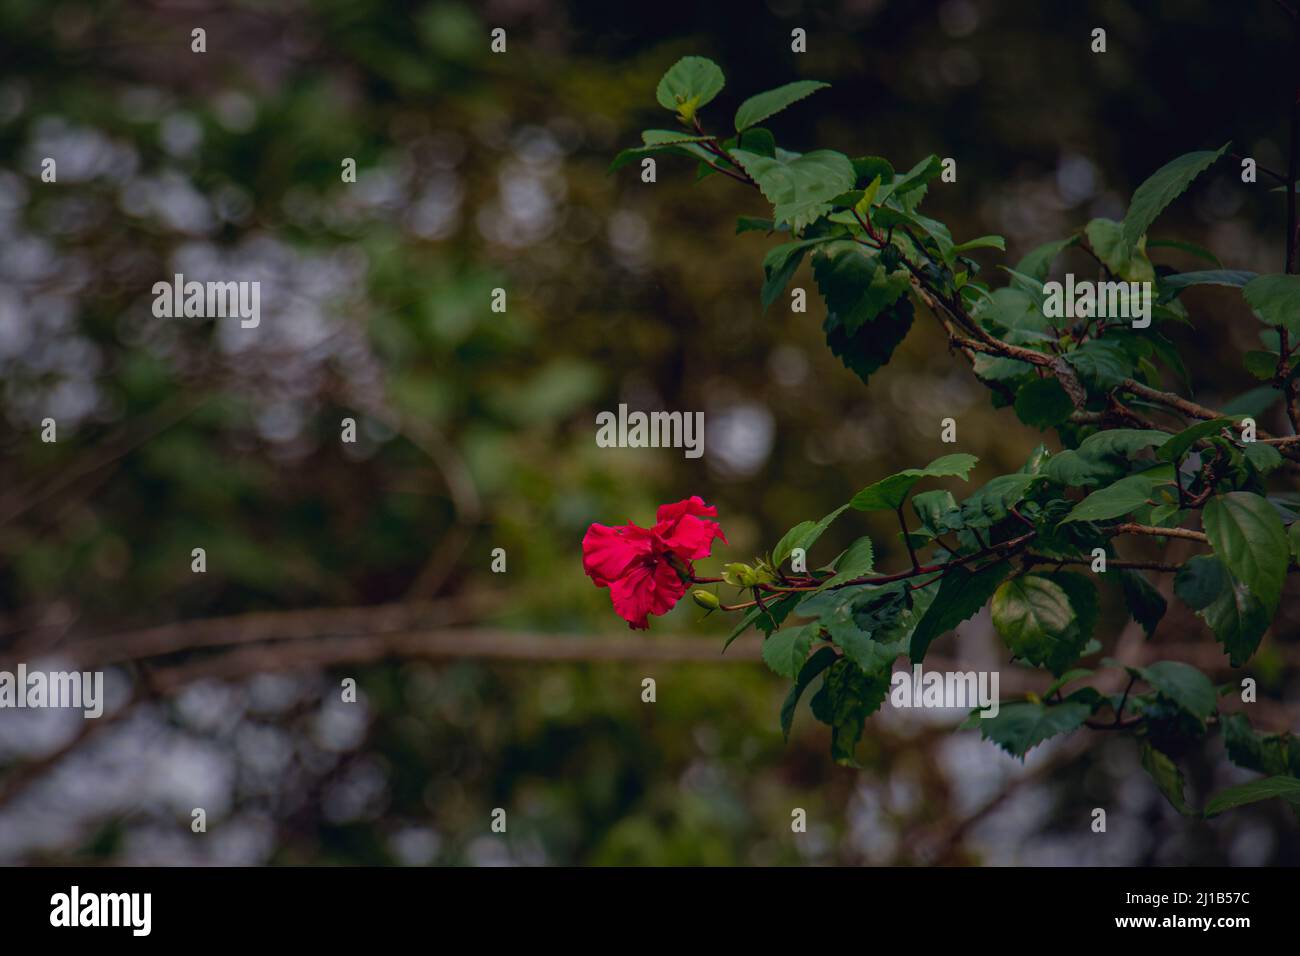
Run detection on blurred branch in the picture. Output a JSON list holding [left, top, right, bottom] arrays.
[[0, 594, 484, 671], [12, 600, 1291, 696], [923, 730, 1091, 864], [145, 628, 765, 692], [0, 392, 212, 527], [1230, 152, 1288, 184], [327, 353, 483, 602]]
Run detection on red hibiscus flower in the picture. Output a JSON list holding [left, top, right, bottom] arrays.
[[582, 496, 728, 630]]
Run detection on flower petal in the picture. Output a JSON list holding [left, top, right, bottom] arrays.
[[582, 522, 653, 585], [608, 558, 687, 629], [656, 512, 727, 561], [656, 496, 718, 524]]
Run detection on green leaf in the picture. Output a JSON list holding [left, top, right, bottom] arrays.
[[833, 630, 903, 675], [878, 155, 942, 210], [609, 141, 715, 172], [761, 238, 828, 311], [1243, 273, 1300, 335], [1017, 236, 1079, 281], [1085, 217, 1155, 282], [1148, 501, 1182, 527], [736, 215, 775, 235], [772, 503, 850, 566], [1077, 428, 1172, 458], [1045, 571, 1099, 649], [1174, 555, 1269, 666], [960, 473, 1037, 528], [876, 204, 955, 265], [804, 582, 909, 649], [974, 287, 1049, 333], [1042, 449, 1127, 488], [851, 453, 979, 512], [731, 148, 856, 233], [1119, 569, 1167, 636], [853, 584, 919, 642], [1060, 467, 1172, 524], [1170, 553, 1231, 608], [1244, 350, 1278, 380], [1222, 385, 1281, 418], [1147, 331, 1192, 386], [1141, 743, 1193, 815], [1064, 338, 1134, 391], [1160, 269, 1257, 294], [990, 575, 1086, 675], [761, 625, 815, 679], [825, 535, 874, 584], [852, 473, 924, 513], [780, 646, 838, 741], [641, 129, 716, 146], [975, 700, 1092, 759], [1245, 442, 1284, 476], [821, 589, 913, 673], [850, 157, 895, 193], [1020, 444, 1053, 476], [853, 174, 882, 217], [811, 241, 911, 334], [952, 234, 1006, 254], [1119, 143, 1230, 258], [736, 127, 776, 157], [1140, 660, 1217, 723], [1204, 776, 1300, 817], [972, 353, 1036, 384], [911, 489, 961, 536], [908, 560, 1011, 662], [655, 56, 725, 116], [809, 658, 890, 764], [1014, 377, 1074, 429], [823, 295, 914, 385], [999, 265, 1046, 297], [733, 79, 829, 131], [1222, 713, 1300, 777], [1202, 492, 1288, 612], [723, 592, 799, 650], [1156, 417, 1237, 462]]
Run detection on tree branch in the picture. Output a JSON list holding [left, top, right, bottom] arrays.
[[1113, 522, 1208, 543]]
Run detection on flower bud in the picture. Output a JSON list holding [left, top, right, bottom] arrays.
[[692, 589, 721, 610], [722, 562, 756, 587]]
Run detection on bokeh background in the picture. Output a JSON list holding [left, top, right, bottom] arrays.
[[1, 0, 1297, 865]]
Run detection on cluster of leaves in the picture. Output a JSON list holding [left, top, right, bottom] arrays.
[[618, 56, 1300, 818]]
